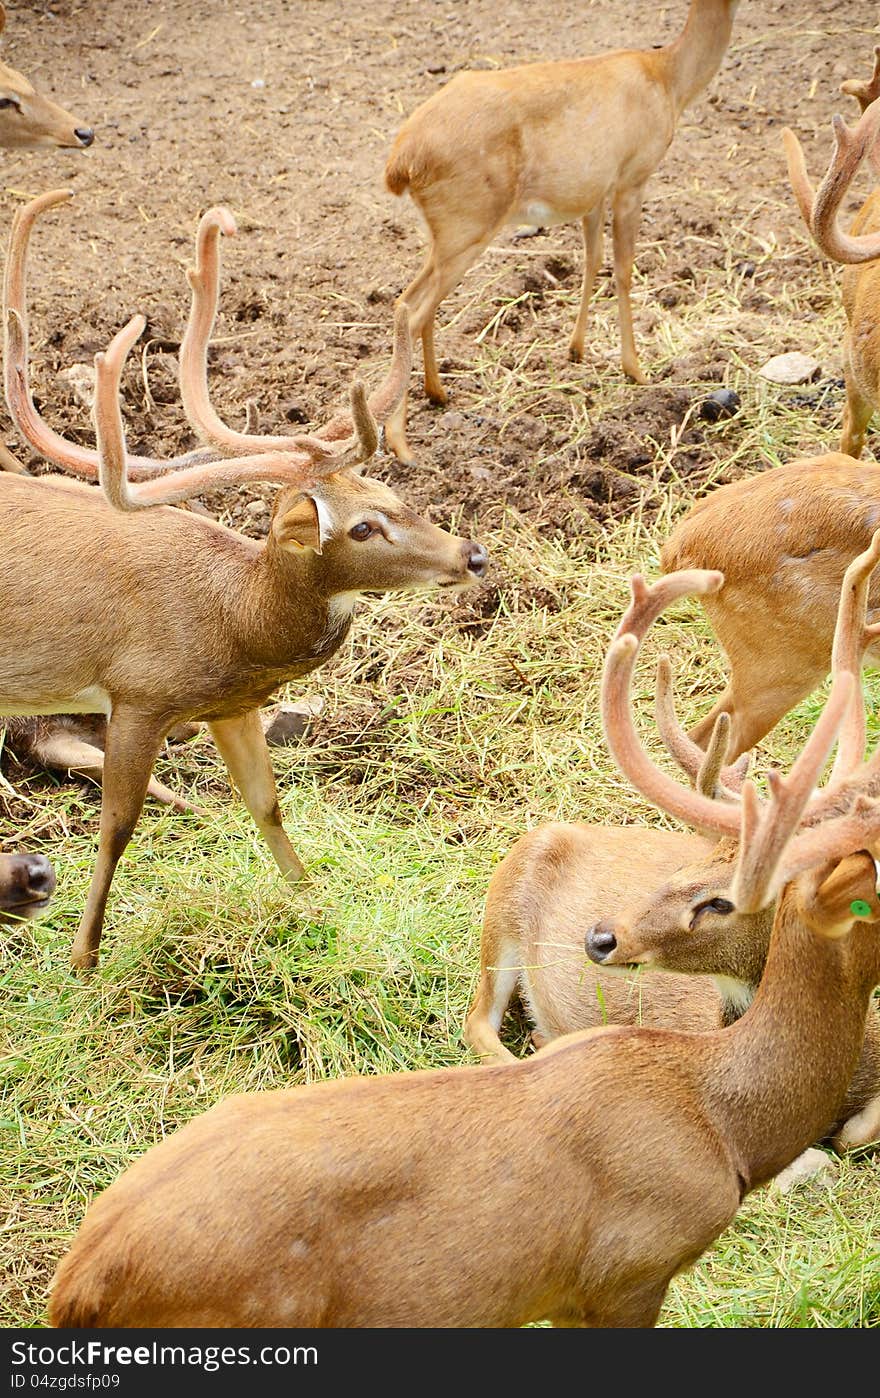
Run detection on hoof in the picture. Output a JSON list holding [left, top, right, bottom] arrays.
[[568, 345, 584, 364]]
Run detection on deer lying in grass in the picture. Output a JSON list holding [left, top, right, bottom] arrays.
[[0, 850, 55, 924], [382, 0, 740, 461], [0, 4, 92, 153], [783, 53, 880, 460], [466, 667, 880, 1174], [47, 544, 880, 1329], [0, 197, 487, 972]]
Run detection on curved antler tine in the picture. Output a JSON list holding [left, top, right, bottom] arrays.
[[731, 671, 855, 912], [781, 127, 818, 236], [654, 653, 744, 798], [840, 46, 880, 113], [283, 382, 379, 470], [93, 315, 146, 510], [826, 528, 880, 783], [601, 571, 742, 839], [696, 713, 733, 800], [805, 99, 880, 264], [4, 190, 219, 481]]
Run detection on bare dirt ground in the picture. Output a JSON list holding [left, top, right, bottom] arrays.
[[2, 0, 875, 527]]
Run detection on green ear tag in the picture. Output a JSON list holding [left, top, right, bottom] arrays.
[[850, 899, 872, 918]]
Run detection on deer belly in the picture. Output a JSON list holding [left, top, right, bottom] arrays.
[[0, 685, 112, 718]]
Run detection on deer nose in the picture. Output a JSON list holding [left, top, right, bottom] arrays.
[[464, 541, 489, 577], [22, 854, 56, 901], [75, 127, 94, 147], [585, 920, 617, 964]]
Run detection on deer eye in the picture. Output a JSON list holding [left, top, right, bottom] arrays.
[[693, 897, 735, 918], [0, 98, 20, 111], [349, 521, 374, 541]]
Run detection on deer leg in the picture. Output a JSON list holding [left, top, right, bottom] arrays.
[[462, 946, 520, 1064], [70, 707, 168, 972], [611, 186, 647, 385], [840, 366, 874, 459], [568, 202, 606, 364], [384, 218, 501, 463], [208, 709, 305, 882], [32, 727, 197, 814], [832, 1091, 880, 1152]]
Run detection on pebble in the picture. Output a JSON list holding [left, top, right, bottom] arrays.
[[758, 352, 822, 385], [699, 388, 741, 422], [246, 499, 269, 517]]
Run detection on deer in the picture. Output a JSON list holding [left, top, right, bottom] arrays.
[[783, 52, 880, 461], [0, 3, 92, 153], [46, 540, 880, 1329], [0, 192, 488, 972], [381, 0, 740, 461], [0, 850, 55, 924], [465, 657, 880, 1180]]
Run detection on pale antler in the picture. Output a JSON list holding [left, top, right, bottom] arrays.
[[782, 98, 880, 265], [654, 653, 749, 799], [179, 207, 412, 452], [3, 190, 218, 480], [93, 318, 378, 511], [840, 47, 880, 116]]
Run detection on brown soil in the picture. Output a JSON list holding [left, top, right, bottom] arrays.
[[1, 0, 871, 538]]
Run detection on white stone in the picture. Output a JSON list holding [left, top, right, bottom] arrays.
[[758, 352, 822, 385]]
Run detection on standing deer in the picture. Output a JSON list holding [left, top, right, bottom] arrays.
[[0, 194, 487, 971], [0, 850, 55, 923], [783, 55, 880, 460], [47, 543, 880, 1329], [382, 0, 740, 461]]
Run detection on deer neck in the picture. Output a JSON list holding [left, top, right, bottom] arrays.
[[705, 901, 874, 1188], [234, 541, 356, 674], [662, 0, 737, 116]]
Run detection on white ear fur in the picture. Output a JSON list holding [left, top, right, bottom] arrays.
[[313, 495, 335, 549]]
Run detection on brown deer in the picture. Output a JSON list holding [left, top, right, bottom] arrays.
[[382, 0, 740, 461], [466, 670, 880, 1174], [783, 53, 880, 460], [0, 195, 488, 972], [0, 850, 55, 923], [46, 543, 880, 1329], [0, 4, 92, 152]]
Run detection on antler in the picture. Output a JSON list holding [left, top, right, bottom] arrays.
[[179, 207, 412, 452], [782, 97, 880, 265], [3, 190, 218, 480], [93, 316, 380, 511], [841, 47, 880, 116], [654, 653, 749, 799]]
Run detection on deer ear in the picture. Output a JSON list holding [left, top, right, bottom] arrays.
[[811, 851, 880, 936], [272, 494, 323, 555]]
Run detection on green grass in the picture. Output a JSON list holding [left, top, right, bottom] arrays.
[[3, 178, 880, 1329]]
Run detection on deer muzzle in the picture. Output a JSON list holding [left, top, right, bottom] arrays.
[[0, 853, 57, 921]]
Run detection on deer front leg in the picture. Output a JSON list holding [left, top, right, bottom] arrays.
[[568, 202, 606, 363], [208, 709, 305, 882], [611, 186, 647, 385], [70, 707, 168, 972]]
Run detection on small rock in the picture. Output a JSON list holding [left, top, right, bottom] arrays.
[[251, 78, 266, 89], [770, 1148, 838, 1194], [426, 63, 446, 74], [758, 352, 822, 385], [58, 363, 96, 409], [437, 411, 466, 432], [245, 499, 269, 517], [699, 388, 741, 422], [261, 697, 325, 747]]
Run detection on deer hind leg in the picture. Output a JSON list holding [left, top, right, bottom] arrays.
[[688, 655, 825, 761], [568, 202, 606, 364], [611, 186, 647, 385], [70, 707, 168, 972], [832, 1091, 880, 1153], [208, 709, 305, 882], [384, 215, 502, 463]]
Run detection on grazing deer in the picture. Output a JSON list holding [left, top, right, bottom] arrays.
[[0, 195, 488, 971], [0, 3, 92, 152], [382, 0, 740, 461], [47, 543, 880, 1329], [783, 54, 880, 460], [0, 850, 55, 923], [466, 673, 880, 1172]]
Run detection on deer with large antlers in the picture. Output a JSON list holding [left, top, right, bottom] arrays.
[[48, 540, 880, 1328], [382, 0, 740, 461], [466, 632, 880, 1177], [0, 192, 488, 971], [784, 51, 880, 459]]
